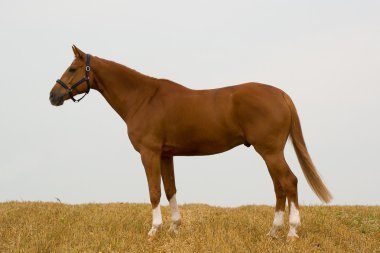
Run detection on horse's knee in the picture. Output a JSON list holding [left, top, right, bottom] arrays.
[[164, 186, 176, 201], [149, 189, 161, 207]]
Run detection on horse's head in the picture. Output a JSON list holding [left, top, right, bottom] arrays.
[[49, 45, 92, 106]]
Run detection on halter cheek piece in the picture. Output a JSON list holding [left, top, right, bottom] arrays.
[[56, 54, 91, 103]]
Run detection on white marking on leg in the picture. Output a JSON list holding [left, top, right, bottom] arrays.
[[273, 210, 284, 227], [152, 204, 162, 226], [148, 203, 162, 237], [169, 194, 181, 222], [169, 194, 181, 234], [287, 202, 300, 238], [267, 210, 284, 237]]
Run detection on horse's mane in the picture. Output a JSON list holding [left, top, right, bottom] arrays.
[[98, 56, 185, 89]]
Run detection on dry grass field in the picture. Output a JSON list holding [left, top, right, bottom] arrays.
[[0, 202, 379, 252]]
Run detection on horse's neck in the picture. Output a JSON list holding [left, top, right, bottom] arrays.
[[92, 57, 159, 122]]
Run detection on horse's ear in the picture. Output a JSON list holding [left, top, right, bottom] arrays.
[[72, 45, 85, 59]]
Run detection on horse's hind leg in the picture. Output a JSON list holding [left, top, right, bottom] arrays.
[[261, 151, 301, 241], [161, 156, 181, 234], [266, 170, 286, 238]]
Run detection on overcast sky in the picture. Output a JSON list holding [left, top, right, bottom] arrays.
[[0, 0, 379, 206]]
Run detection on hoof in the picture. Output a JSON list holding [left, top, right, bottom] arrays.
[[168, 220, 181, 234], [266, 231, 278, 239], [266, 225, 282, 239], [147, 224, 161, 240], [286, 234, 299, 242]]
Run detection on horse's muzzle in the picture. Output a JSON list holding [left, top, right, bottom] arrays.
[[49, 90, 65, 106]]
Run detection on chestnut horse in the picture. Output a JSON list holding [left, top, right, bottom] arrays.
[[49, 46, 332, 241]]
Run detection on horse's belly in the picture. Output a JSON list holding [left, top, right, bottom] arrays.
[[162, 131, 244, 156]]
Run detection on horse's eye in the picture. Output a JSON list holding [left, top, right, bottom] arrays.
[[68, 67, 76, 73]]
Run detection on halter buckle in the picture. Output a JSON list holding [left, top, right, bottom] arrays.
[[86, 66, 91, 72]]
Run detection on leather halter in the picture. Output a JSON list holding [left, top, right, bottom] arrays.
[[56, 54, 91, 103]]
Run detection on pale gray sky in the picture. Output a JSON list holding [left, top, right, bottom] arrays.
[[0, 0, 379, 206]]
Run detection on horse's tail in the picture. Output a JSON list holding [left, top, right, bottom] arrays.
[[283, 93, 332, 203]]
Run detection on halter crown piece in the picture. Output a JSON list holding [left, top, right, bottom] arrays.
[[56, 54, 91, 103]]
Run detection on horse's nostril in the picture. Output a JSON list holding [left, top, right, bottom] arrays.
[[49, 91, 64, 106]]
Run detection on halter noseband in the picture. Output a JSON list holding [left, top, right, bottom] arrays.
[[56, 54, 91, 103]]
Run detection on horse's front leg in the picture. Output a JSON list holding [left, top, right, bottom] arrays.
[[140, 149, 162, 239], [161, 156, 181, 234]]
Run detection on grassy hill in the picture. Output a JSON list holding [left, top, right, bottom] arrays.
[[0, 202, 379, 252]]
